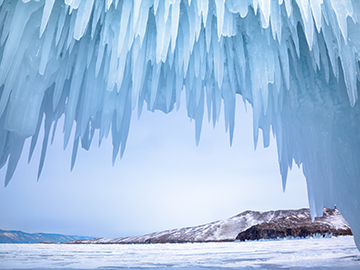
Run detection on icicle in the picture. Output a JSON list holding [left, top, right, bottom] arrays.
[[40, 0, 55, 38], [5, 136, 25, 187], [73, 0, 95, 40], [117, 0, 132, 57], [39, 6, 59, 75], [214, 0, 224, 40], [258, 0, 271, 29]]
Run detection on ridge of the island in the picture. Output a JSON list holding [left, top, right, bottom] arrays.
[[67, 207, 352, 244]]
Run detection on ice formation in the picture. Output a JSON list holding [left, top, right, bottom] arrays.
[[0, 0, 359, 248]]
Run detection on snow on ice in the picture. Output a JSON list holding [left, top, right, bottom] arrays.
[[0, 0, 359, 248], [0, 237, 359, 269]]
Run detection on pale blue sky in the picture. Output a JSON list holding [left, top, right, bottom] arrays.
[[0, 95, 308, 238]]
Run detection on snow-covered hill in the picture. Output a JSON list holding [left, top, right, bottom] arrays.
[[0, 229, 93, 243], [69, 208, 351, 244]]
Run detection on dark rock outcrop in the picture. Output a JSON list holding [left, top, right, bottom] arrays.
[[236, 208, 352, 241]]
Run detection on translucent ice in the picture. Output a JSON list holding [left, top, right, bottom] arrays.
[[0, 0, 359, 249]]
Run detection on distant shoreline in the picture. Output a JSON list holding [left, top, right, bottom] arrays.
[[2, 208, 352, 245]]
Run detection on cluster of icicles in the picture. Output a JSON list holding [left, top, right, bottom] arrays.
[[0, 0, 359, 248]]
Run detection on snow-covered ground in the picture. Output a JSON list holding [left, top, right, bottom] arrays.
[[0, 236, 359, 269]]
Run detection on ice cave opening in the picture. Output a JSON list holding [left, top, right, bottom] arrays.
[[0, 0, 359, 249]]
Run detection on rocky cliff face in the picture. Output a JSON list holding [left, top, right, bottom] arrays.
[[68, 208, 352, 244], [236, 208, 352, 241]]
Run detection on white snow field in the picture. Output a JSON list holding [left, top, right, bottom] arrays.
[[0, 0, 360, 250], [0, 236, 359, 269]]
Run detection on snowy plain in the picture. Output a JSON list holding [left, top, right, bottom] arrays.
[[0, 236, 359, 270]]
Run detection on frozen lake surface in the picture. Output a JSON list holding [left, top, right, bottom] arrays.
[[0, 236, 359, 270]]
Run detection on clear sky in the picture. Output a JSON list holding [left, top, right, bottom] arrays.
[[0, 95, 308, 238]]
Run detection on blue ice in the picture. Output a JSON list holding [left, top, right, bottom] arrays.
[[0, 0, 359, 249]]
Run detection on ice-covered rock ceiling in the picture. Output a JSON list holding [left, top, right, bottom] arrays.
[[0, 0, 359, 248]]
